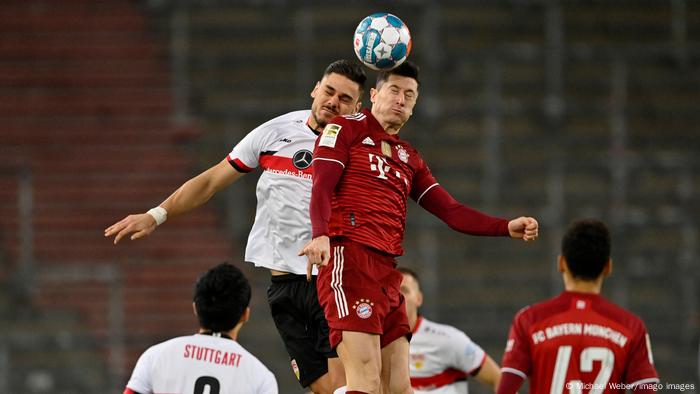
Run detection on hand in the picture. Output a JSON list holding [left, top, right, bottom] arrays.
[[508, 216, 539, 242], [299, 235, 331, 281], [104, 213, 157, 244]]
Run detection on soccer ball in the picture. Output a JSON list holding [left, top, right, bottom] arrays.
[[353, 13, 412, 71]]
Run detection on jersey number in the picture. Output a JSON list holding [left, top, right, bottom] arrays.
[[194, 376, 220, 394], [550, 346, 614, 394]]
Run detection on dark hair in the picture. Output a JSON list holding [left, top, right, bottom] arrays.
[[561, 219, 611, 281], [324, 59, 367, 94], [376, 60, 420, 89], [397, 267, 420, 288], [193, 262, 251, 333]]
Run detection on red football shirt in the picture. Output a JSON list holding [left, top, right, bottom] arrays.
[[312, 109, 438, 256], [501, 291, 659, 393]]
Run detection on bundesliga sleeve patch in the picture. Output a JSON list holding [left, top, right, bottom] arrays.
[[319, 124, 342, 148]]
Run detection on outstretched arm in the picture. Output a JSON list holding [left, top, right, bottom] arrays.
[[418, 184, 538, 241], [474, 355, 502, 391], [104, 159, 244, 244]]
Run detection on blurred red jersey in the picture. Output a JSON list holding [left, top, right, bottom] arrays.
[[312, 109, 438, 256], [501, 291, 659, 393]]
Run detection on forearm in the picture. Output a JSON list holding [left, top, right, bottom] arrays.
[[475, 355, 501, 390], [419, 185, 509, 236], [161, 160, 243, 220]]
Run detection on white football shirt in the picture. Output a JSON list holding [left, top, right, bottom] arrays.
[[227, 110, 319, 275], [409, 317, 486, 394], [124, 333, 277, 394]]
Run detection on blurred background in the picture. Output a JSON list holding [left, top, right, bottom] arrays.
[[1, 0, 699, 393]]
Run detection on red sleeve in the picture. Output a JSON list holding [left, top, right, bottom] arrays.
[[309, 158, 344, 237], [310, 119, 354, 238], [123, 389, 140, 394], [623, 323, 659, 386], [501, 311, 532, 377], [495, 371, 525, 394], [417, 184, 509, 236]]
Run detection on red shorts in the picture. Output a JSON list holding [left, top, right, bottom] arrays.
[[316, 237, 410, 349]]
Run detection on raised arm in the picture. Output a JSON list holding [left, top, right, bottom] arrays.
[[417, 184, 538, 241], [104, 159, 244, 244]]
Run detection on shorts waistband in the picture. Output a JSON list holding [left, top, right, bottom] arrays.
[[270, 273, 314, 283], [330, 236, 397, 267]]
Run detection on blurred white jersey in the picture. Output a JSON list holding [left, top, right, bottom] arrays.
[[409, 317, 486, 394], [124, 333, 277, 394], [227, 110, 318, 275]]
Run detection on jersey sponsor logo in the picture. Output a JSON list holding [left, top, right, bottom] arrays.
[[292, 149, 313, 170], [410, 353, 426, 370], [279, 138, 292, 143], [353, 298, 374, 319], [397, 145, 409, 163], [362, 136, 375, 146], [319, 124, 341, 147]]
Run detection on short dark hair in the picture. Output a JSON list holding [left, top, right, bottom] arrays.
[[398, 267, 420, 288], [323, 59, 367, 94], [376, 60, 420, 89], [561, 219, 611, 281], [193, 262, 251, 333]]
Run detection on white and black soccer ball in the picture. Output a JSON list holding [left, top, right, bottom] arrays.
[[353, 13, 412, 71]]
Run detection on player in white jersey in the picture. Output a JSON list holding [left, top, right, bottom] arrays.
[[106, 60, 367, 394], [399, 268, 501, 393], [124, 263, 277, 394]]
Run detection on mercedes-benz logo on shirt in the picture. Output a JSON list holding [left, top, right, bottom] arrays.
[[292, 150, 313, 170]]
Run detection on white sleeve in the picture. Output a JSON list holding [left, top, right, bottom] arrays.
[[451, 330, 486, 375], [228, 123, 276, 171], [125, 347, 156, 394], [257, 368, 278, 394]]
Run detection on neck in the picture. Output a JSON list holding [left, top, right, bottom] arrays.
[[307, 116, 322, 132], [407, 310, 418, 331], [563, 274, 603, 294], [198, 326, 240, 341], [371, 110, 402, 135]]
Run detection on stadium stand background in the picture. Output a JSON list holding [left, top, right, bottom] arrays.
[[0, 0, 697, 392]]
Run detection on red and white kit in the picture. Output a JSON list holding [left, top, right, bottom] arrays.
[[227, 110, 318, 275], [501, 291, 659, 393], [311, 109, 509, 347], [409, 316, 486, 394], [124, 334, 277, 394]]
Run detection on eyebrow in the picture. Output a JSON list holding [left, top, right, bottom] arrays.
[[388, 83, 416, 95], [326, 84, 355, 101]]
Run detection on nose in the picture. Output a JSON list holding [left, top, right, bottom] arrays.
[[327, 95, 340, 108], [396, 93, 405, 106]]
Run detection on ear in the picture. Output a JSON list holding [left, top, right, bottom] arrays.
[[192, 302, 198, 317], [416, 290, 424, 308], [354, 101, 362, 113], [370, 88, 378, 104], [602, 259, 613, 278], [310, 81, 320, 99], [240, 307, 251, 324], [557, 255, 566, 273]]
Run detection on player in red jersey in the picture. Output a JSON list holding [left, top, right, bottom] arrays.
[[300, 61, 539, 394], [497, 219, 659, 394]]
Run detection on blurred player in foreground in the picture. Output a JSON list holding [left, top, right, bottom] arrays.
[[123, 262, 277, 394], [105, 60, 366, 393], [400, 267, 501, 393], [497, 219, 659, 394], [301, 61, 539, 394]]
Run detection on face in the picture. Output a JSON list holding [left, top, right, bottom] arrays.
[[400, 273, 423, 316], [309, 73, 363, 131], [370, 74, 418, 129]]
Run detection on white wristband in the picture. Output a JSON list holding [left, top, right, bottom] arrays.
[[147, 207, 168, 226]]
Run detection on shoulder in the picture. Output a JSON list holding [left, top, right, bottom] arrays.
[[513, 296, 564, 325], [420, 317, 468, 342], [593, 296, 647, 333], [254, 110, 310, 135]]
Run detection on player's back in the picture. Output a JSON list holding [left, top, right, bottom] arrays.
[[502, 291, 658, 393], [125, 334, 277, 394]]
